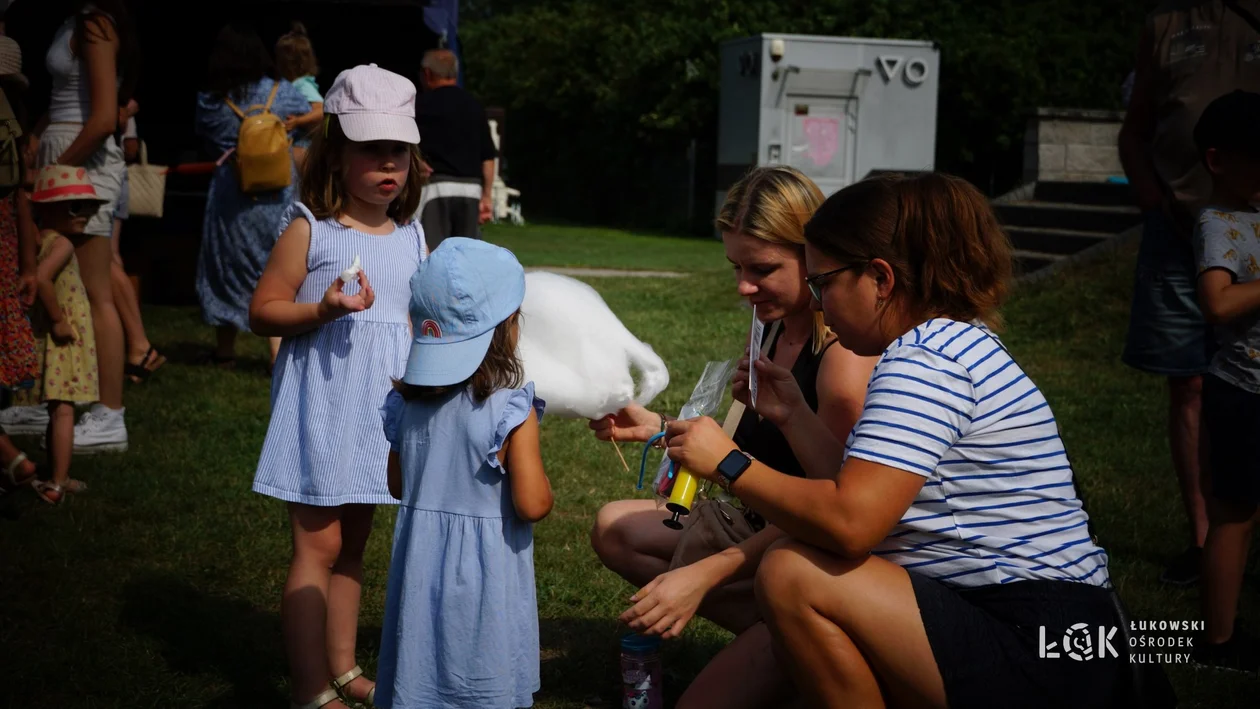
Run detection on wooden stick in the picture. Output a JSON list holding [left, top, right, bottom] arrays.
[[610, 424, 630, 472]]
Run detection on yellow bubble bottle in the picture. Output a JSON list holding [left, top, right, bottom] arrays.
[[663, 466, 698, 529]]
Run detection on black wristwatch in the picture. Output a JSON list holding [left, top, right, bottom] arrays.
[[716, 450, 753, 493]]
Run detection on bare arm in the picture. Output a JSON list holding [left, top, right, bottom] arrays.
[[729, 456, 924, 558], [56, 16, 120, 167], [388, 452, 402, 500], [1118, 23, 1167, 214], [34, 236, 76, 324], [689, 524, 787, 586], [481, 159, 495, 201], [1198, 268, 1260, 325], [779, 344, 874, 479], [500, 408, 553, 522], [249, 218, 376, 336]]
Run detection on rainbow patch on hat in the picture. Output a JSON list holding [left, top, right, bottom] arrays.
[[420, 319, 442, 338]]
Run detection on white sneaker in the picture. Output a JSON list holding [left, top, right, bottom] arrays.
[[73, 405, 128, 454], [0, 405, 49, 436]]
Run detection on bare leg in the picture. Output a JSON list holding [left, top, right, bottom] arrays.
[[46, 401, 74, 485], [677, 622, 794, 709], [1201, 496, 1259, 644], [327, 504, 377, 702], [756, 540, 947, 709], [591, 499, 678, 587], [283, 503, 351, 707], [1170, 375, 1208, 547], [76, 236, 124, 409], [215, 325, 238, 361], [110, 219, 156, 367]]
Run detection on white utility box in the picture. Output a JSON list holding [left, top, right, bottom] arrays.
[[717, 34, 940, 206]]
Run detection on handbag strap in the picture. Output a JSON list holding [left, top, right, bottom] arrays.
[[721, 319, 782, 436]]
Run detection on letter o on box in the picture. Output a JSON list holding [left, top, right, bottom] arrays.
[[905, 58, 929, 86]]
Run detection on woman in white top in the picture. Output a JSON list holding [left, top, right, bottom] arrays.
[[660, 174, 1128, 708], [25, 0, 138, 452]]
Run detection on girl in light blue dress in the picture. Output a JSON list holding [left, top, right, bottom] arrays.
[[377, 238, 553, 709], [249, 65, 428, 709]]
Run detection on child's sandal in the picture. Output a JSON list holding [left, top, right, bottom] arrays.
[[33, 478, 86, 505], [291, 687, 343, 709], [3, 452, 36, 488], [331, 665, 376, 707]]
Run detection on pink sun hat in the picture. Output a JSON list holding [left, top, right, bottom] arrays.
[[323, 63, 420, 144], [31, 165, 107, 204]]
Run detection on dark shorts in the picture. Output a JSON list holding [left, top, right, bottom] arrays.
[[910, 573, 1125, 708], [1122, 210, 1214, 377], [419, 176, 482, 252], [1203, 373, 1260, 504]]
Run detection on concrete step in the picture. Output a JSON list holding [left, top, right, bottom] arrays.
[[994, 201, 1141, 233], [1004, 226, 1114, 256], [1013, 249, 1065, 275], [1033, 180, 1135, 208]]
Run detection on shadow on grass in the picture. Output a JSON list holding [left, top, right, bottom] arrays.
[[162, 340, 272, 376], [121, 573, 289, 707], [537, 615, 729, 707]]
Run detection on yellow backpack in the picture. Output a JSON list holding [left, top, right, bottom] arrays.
[[224, 82, 291, 193]]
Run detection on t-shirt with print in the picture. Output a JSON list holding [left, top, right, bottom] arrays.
[[292, 75, 323, 104], [843, 319, 1110, 589], [1195, 207, 1260, 394]]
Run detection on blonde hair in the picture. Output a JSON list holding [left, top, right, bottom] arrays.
[[716, 166, 830, 353], [275, 22, 319, 81]]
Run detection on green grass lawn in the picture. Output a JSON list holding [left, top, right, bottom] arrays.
[[2, 224, 1258, 708]]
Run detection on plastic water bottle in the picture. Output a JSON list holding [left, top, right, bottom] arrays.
[[620, 633, 663, 709]]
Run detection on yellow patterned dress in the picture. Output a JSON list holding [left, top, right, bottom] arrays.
[[15, 230, 98, 404]]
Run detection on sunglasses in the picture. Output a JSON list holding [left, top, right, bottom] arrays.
[[65, 200, 101, 218], [805, 262, 865, 301]]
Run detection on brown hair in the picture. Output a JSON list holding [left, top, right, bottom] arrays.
[[716, 166, 830, 353], [299, 114, 425, 223], [804, 173, 1013, 329], [394, 313, 525, 402], [275, 22, 319, 81]]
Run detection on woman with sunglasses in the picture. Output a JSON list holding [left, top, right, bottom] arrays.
[[663, 173, 1123, 708], [589, 166, 877, 708]]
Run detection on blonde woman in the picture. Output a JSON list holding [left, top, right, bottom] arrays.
[[589, 166, 877, 707]]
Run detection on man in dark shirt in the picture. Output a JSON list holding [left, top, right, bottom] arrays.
[[415, 49, 496, 248]]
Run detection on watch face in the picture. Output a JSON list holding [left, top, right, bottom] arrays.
[[719, 450, 751, 480]]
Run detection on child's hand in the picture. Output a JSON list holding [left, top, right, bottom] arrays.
[[51, 320, 77, 345], [318, 271, 375, 321]]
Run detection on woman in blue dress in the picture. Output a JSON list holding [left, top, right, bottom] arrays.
[[195, 24, 309, 368]]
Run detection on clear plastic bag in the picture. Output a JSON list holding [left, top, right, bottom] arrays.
[[651, 360, 736, 517]]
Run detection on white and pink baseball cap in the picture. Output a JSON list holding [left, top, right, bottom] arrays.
[[323, 63, 420, 144]]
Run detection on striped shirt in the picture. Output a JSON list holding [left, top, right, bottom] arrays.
[[845, 319, 1110, 588]]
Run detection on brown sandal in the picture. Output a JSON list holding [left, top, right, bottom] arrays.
[[126, 347, 167, 383]]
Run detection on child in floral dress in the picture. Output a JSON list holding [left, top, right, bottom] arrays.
[[23, 165, 103, 503]]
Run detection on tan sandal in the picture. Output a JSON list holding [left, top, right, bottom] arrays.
[[331, 665, 376, 707], [292, 687, 343, 709]]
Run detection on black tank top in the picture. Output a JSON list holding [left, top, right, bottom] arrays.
[[732, 325, 836, 479]]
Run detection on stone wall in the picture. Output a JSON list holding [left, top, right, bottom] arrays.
[[1023, 108, 1126, 184]]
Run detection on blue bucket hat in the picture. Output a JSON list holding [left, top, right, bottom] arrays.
[[403, 237, 526, 386]]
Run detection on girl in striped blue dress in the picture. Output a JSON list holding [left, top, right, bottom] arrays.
[[249, 65, 428, 709]]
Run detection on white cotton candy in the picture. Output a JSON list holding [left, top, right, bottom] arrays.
[[517, 271, 669, 419], [341, 254, 362, 284]]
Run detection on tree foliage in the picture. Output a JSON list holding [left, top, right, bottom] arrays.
[[463, 0, 1153, 231]]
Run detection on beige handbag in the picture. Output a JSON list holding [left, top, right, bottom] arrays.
[[127, 141, 167, 218]]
